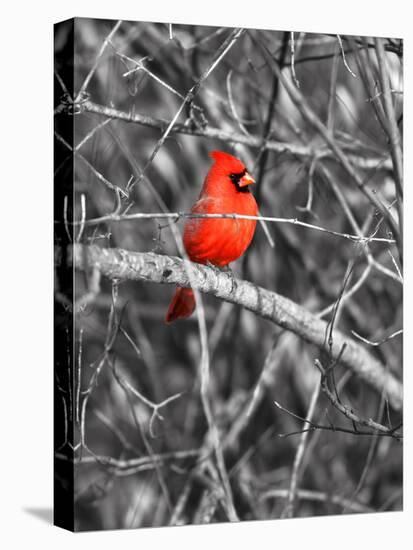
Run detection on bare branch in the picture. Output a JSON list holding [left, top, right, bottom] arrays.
[[351, 328, 402, 347], [282, 380, 321, 518], [58, 449, 200, 474], [337, 35, 357, 77], [273, 399, 401, 440], [80, 100, 392, 172], [261, 488, 373, 514], [71, 210, 396, 245], [375, 38, 403, 199], [314, 359, 400, 435], [290, 32, 300, 87], [76, 20, 122, 98], [117, 373, 183, 438], [70, 244, 403, 411], [226, 70, 251, 136], [375, 37, 403, 254], [223, 333, 293, 450]]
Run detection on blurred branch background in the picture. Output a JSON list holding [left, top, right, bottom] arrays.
[[54, 18, 403, 531]]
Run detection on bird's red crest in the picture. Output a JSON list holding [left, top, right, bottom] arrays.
[[209, 150, 246, 174]]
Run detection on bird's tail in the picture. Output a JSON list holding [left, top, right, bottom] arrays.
[[165, 287, 195, 323]]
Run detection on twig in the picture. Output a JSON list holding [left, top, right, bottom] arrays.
[[55, 391, 68, 452], [75, 118, 112, 152], [317, 263, 372, 319], [208, 301, 234, 357], [228, 426, 276, 479], [224, 333, 288, 449], [54, 69, 71, 98], [79, 282, 120, 447], [76, 153, 129, 198], [314, 359, 400, 435], [371, 256, 402, 284], [318, 165, 402, 287], [377, 488, 403, 511], [92, 408, 140, 453], [286, 41, 400, 67], [63, 195, 72, 243], [55, 130, 128, 198], [296, 156, 318, 214], [282, 380, 321, 518], [119, 326, 141, 358], [352, 38, 388, 138], [74, 265, 101, 313], [290, 32, 300, 87], [169, 478, 193, 525], [375, 37, 403, 257], [199, 351, 239, 521], [375, 38, 403, 199], [326, 47, 340, 131], [337, 35, 357, 77], [273, 400, 401, 440], [247, 32, 289, 256], [76, 20, 122, 98], [118, 51, 202, 119], [297, 370, 353, 472], [387, 249, 403, 281], [351, 328, 402, 347], [75, 328, 83, 425], [317, 164, 401, 286], [70, 210, 396, 244], [120, 374, 183, 438], [226, 70, 250, 136], [123, 304, 163, 404], [75, 194, 86, 243], [260, 488, 373, 514], [109, 357, 173, 509], [342, 390, 387, 513]]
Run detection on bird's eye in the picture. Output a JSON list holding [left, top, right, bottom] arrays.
[[229, 169, 246, 184]]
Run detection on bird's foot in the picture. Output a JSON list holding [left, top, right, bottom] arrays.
[[205, 260, 229, 272], [205, 262, 236, 293]]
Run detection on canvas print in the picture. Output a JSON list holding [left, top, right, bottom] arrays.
[[54, 18, 403, 531]]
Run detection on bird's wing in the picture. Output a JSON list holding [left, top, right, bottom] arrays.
[[189, 196, 217, 214]]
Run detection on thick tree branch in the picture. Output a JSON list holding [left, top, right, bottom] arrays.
[[70, 244, 402, 411]]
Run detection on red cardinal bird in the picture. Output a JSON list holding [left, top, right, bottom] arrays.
[[165, 150, 258, 323]]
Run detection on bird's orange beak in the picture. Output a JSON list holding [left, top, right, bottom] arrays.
[[239, 171, 255, 187]]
